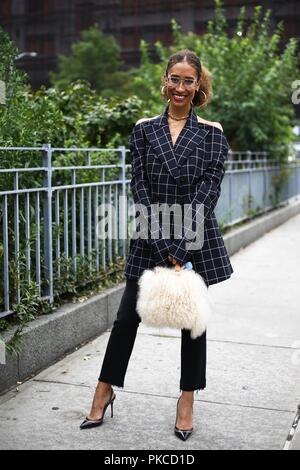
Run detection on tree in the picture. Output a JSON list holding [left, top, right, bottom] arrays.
[[131, 0, 300, 159], [44, 80, 143, 148], [0, 27, 65, 150], [0, 26, 142, 150], [50, 25, 133, 98], [0, 25, 21, 97]]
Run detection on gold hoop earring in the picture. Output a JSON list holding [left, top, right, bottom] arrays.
[[161, 85, 170, 102], [199, 89, 207, 107]]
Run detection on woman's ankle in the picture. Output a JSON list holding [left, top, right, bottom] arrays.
[[180, 391, 194, 404], [97, 381, 111, 392]]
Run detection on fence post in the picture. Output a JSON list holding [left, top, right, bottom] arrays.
[[227, 151, 233, 225], [118, 146, 127, 258], [247, 150, 252, 212], [42, 144, 53, 303], [2, 196, 9, 313]]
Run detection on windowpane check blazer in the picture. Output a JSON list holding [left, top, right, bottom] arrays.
[[123, 104, 234, 286]]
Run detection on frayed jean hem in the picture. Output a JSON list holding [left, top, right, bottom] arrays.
[[98, 377, 125, 390], [179, 384, 206, 394]]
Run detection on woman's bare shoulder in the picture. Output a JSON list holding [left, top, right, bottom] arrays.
[[197, 115, 223, 132], [136, 116, 160, 125]]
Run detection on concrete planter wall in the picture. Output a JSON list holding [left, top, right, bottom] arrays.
[[0, 284, 125, 394]]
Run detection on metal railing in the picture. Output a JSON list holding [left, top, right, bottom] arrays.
[[217, 151, 300, 225], [0, 145, 300, 319], [0, 144, 132, 319]]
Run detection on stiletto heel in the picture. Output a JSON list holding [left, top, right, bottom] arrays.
[[174, 397, 193, 441], [80, 387, 116, 430], [110, 400, 114, 418]]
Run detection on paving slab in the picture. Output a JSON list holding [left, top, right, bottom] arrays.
[[30, 329, 300, 412], [0, 380, 294, 450]]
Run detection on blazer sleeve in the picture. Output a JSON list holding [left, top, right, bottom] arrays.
[[168, 131, 230, 265], [129, 122, 171, 264]]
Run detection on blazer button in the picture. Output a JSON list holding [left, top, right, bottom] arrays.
[[152, 175, 157, 181]]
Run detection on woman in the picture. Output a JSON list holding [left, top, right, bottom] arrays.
[[80, 49, 233, 441]]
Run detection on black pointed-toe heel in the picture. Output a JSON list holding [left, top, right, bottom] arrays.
[[80, 387, 116, 430], [174, 397, 193, 441]]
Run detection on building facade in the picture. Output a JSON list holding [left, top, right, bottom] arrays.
[[0, 0, 299, 89]]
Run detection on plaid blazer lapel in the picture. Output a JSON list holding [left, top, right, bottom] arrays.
[[143, 109, 179, 182], [143, 105, 209, 183], [174, 109, 209, 167]]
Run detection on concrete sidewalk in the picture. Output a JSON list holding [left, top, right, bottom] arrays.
[[0, 214, 300, 450]]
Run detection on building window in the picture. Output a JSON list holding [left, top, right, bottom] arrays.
[[26, 0, 43, 14], [0, 0, 11, 22], [26, 35, 55, 55], [75, 2, 95, 32], [26, 0, 53, 14]]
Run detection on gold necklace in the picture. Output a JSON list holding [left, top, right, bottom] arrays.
[[167, 112, 189, 121]]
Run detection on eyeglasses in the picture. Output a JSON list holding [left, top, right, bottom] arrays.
[[167, 74, 198, 89]]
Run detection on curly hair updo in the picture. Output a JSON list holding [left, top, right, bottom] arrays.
[[161, 49, 212, 108]]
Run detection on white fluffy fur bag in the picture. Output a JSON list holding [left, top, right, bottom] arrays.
[[136, 264, 213, 339]]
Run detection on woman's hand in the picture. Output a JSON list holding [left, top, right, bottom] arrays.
[[168, 255, 182, 272]]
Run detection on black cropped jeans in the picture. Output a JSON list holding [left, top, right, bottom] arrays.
[[99, 277, 207, 392]]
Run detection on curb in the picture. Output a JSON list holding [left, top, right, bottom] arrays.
[[289, 420, 300, 450], [285, 405, 300, 450], [1, 196, 300, 395], [224, 196, 300, 256]]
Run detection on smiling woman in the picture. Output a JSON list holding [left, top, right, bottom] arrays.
[[80, 48, 233, 444], [161, 49, 213, 111], [165, 62, 199, 110], [160, 52, 215, 150]]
